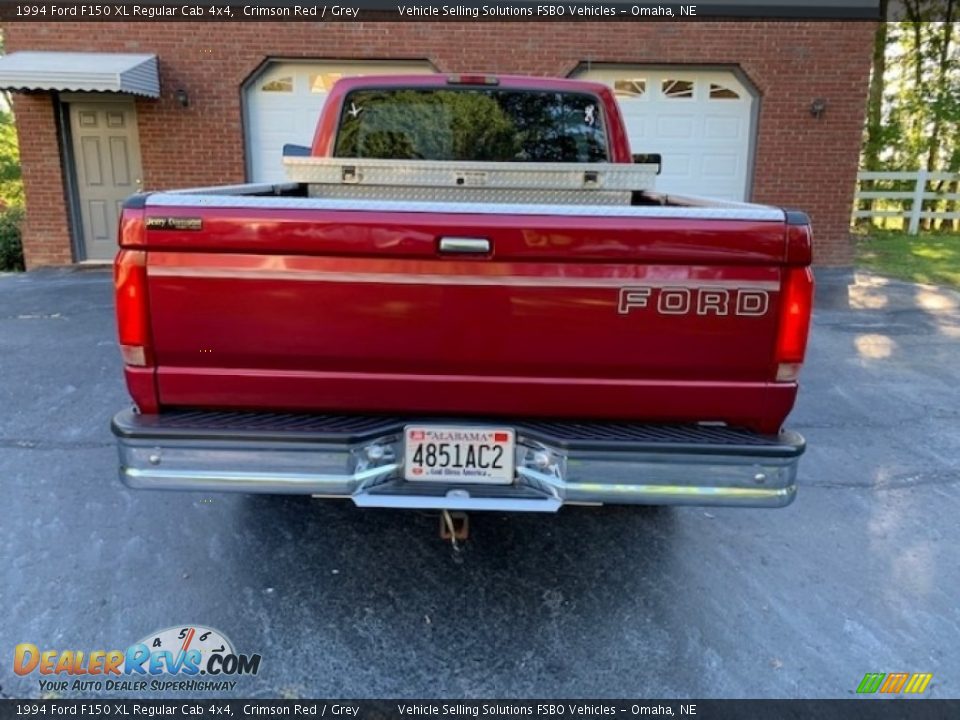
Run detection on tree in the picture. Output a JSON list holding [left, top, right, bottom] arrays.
[[863, 0, 889, 172], [866, 5, 960, 170], [0, 110, 23, 207], [861, 4, 960, 229], [0, 30, 11, 112], [0, 29, 21, 208]]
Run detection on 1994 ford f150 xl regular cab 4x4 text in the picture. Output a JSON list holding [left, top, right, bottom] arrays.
[[111, 74, 814, 513]]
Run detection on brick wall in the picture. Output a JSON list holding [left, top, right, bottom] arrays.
[[11, 92, 74, 267], [3, 21, 875, 267]]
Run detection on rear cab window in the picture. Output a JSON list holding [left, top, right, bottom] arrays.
[[333, 86, 609, 163]]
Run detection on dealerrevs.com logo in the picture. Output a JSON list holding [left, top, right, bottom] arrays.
[[14, 625, 261, 694]]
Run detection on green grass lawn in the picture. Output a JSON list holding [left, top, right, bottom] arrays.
[[856, 230, 960, 289]]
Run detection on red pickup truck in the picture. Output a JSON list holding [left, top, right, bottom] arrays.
[[111, 74, 813, 513]]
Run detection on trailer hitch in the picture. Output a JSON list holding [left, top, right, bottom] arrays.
[[440, 510, 469, 552]]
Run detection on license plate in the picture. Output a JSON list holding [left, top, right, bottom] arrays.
[[404, 426, 515, 484]]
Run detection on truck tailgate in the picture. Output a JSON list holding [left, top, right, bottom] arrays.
[[135, 199, 798, 432]]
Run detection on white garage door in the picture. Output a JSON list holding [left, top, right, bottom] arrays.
[[245, 60, 436, 183], [574, 68, 756, 201]]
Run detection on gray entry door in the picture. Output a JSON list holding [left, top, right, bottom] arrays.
[[69, 101, 143, 261]]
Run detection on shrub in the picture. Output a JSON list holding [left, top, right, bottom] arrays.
[[0, 205, 24, 271]]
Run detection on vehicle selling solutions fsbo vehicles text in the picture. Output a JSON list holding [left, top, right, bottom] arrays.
[[396, 5, 694, 17]]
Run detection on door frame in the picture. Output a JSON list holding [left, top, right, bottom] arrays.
[[58, 92, 143, 262]]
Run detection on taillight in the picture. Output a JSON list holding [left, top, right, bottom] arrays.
[[118, 208, 146, 247], [114, 249, 152, 367], [785, 219, 813, 265], [774, 266, 814, 382]]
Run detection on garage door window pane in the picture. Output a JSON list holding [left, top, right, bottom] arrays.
[[662, 80, 694, 99], [311, 74, 341, 93], [334, 88, 608, 162], [261, 77, 293, 93], [709, 83, 740, 99], [613, 79, 646, 98]]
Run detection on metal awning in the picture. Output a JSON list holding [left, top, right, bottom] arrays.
[[0, 52, 159, 97]]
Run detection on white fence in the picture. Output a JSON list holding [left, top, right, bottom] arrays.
[[854, 170, 960, 234]]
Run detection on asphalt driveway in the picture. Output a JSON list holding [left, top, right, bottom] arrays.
[[0, 267, 958, 699]]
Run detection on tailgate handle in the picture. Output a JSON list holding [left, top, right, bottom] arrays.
[[438, 237, 491, 254]]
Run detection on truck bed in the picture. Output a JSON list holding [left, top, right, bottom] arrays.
[[118, 182, 809, 434]]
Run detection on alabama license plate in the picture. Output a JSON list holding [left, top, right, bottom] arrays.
[[404, 426, 515, 484]]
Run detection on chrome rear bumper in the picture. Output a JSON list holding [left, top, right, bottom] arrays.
[[112, 409, 804, 511]]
